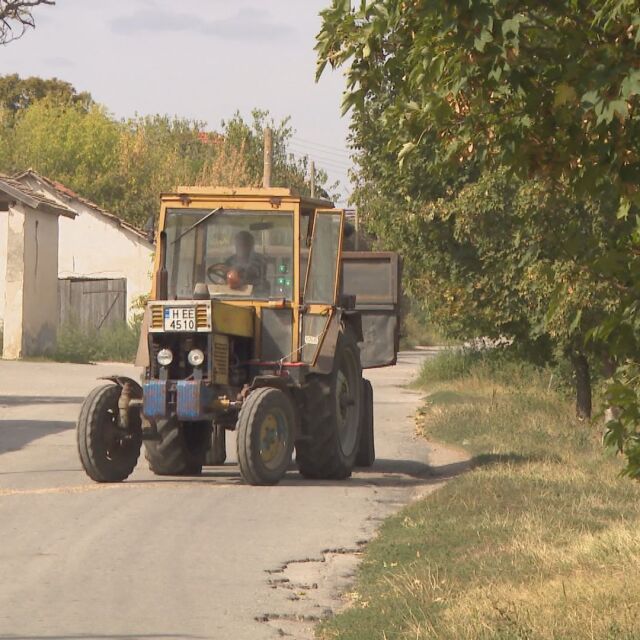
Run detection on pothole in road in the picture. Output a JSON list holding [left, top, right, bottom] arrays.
[[258, 544, 367, 639]]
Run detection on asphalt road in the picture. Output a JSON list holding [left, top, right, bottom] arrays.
[[0, 350, 465, 640]]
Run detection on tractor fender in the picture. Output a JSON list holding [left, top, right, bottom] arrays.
[[342, 309, 364, 342], [98, 376, 143, 398], [313, 309, 363, 375]]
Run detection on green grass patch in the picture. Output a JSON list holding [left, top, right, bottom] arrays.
[[54, 321, 140, 364], [319, 350, 640, 640]]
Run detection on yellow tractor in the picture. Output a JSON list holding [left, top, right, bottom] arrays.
[[77, 187, 400, 485]]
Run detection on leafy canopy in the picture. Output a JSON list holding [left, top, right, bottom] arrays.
[[318, 0, 640, 209], [0, 77, 334, 227], [317, 0, 640, 457]]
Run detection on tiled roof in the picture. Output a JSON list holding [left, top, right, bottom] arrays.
[[14, 169, 153, 244], [0, 174, 76, 218]]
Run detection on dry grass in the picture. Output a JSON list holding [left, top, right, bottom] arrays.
[[318, 351, 640, 640]]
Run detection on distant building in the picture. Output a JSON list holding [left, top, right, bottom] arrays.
[[0, 175, 76, 358], [0, 170, 154, 357], [14, 170, 154, 322]]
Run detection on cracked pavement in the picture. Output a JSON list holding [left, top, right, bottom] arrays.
[[0, 350, 468, 639]]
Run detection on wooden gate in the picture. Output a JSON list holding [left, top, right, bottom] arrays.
[[58, 278, 127, 330]]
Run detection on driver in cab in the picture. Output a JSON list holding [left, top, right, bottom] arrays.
[[225, 230, 267, 290]]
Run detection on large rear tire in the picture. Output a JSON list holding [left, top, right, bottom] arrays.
[[356, 378, 375, 467], [143, 418, 211, 476], [296, 328, 363, 480], [237, 387, 295, 486], [77, 384, 141, 483], [206, 423, 227, 466]]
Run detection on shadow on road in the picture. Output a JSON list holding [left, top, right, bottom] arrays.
[[121, 456, 472, 490], [0, 395, 85, 406], [0, 420, 74, 455]]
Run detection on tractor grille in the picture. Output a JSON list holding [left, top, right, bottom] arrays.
[[213, 335, 229, 385], [196, 303, 210, 330], [150, 305, 163, 330]]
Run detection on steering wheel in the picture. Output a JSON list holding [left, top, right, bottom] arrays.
[[207, 263, 229, 284]]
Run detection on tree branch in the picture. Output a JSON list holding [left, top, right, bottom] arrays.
[[0, 0, 54, 45]]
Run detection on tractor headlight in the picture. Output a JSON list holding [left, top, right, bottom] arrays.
[[188, 348, 205, 367], [157, 348, 173, 367]]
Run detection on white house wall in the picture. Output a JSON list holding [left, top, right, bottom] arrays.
[[2, 204, 25, 356], [0, 212, 7, 328], [2, 203, 60, 358], [21, 207, 59, 356]]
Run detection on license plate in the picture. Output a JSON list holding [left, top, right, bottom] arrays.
[[163, 307, 196, 332]]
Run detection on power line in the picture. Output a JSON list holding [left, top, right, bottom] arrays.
[[288, 146, 353, 170], [291, 135, 351, 153], [290, 137, 352, 160], [288, 143, 352, 163]]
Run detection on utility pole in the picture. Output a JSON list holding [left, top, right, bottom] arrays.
[[354, 208, 360, 250], [263, 127, 273, 188], [310, 160, 316, 198]]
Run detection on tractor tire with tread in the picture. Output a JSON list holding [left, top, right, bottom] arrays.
[[355, 378, 375, 467], [237, 387, 295, 485], [77, 384, 142, 483], [296, 327, 363, 480], [143, 418, 211, 476], [206, 423, 227, 466]]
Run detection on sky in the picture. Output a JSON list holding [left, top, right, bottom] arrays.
[[1, 0, 354, 204]]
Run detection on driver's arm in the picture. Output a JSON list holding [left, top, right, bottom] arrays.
[[244, 254, 266, 285]]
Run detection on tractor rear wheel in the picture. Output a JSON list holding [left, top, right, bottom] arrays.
[[206, 423, 227, 466], [77, 384, 141, 483], [356, 378, 375, 467], [296, 328, 363, 480], [143, 418, 211, 476], [237, 387, 295, 485]]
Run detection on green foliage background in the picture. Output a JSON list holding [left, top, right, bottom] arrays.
[[0, 74, 335, 228], [317, 1, 640, 472]]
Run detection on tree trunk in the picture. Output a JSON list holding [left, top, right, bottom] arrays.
[[602, 354, 619, 425], [571, 351, 592, 420]]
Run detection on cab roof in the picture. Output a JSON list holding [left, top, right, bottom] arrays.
[[161, 186, 334, 210]]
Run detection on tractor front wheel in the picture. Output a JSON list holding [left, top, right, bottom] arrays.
[[237, 387, 295, 485], [77, 384, 142, 483]]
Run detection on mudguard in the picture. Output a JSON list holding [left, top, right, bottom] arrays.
[[98, 376, 143, 398]]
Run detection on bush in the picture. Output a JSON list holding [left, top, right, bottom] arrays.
[[401, 312, 451, 349], [416, 345, 556, 390], [54, 321, 140, 364]]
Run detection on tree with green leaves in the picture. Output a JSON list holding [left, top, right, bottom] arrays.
[[0, 74, 92, 113], [0, 76, 335, 228], [317, 1, 640, 462]]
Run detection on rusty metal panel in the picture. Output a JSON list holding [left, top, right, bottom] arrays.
[[176, 380, 205, 420], [143, 380, 168, 419]]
